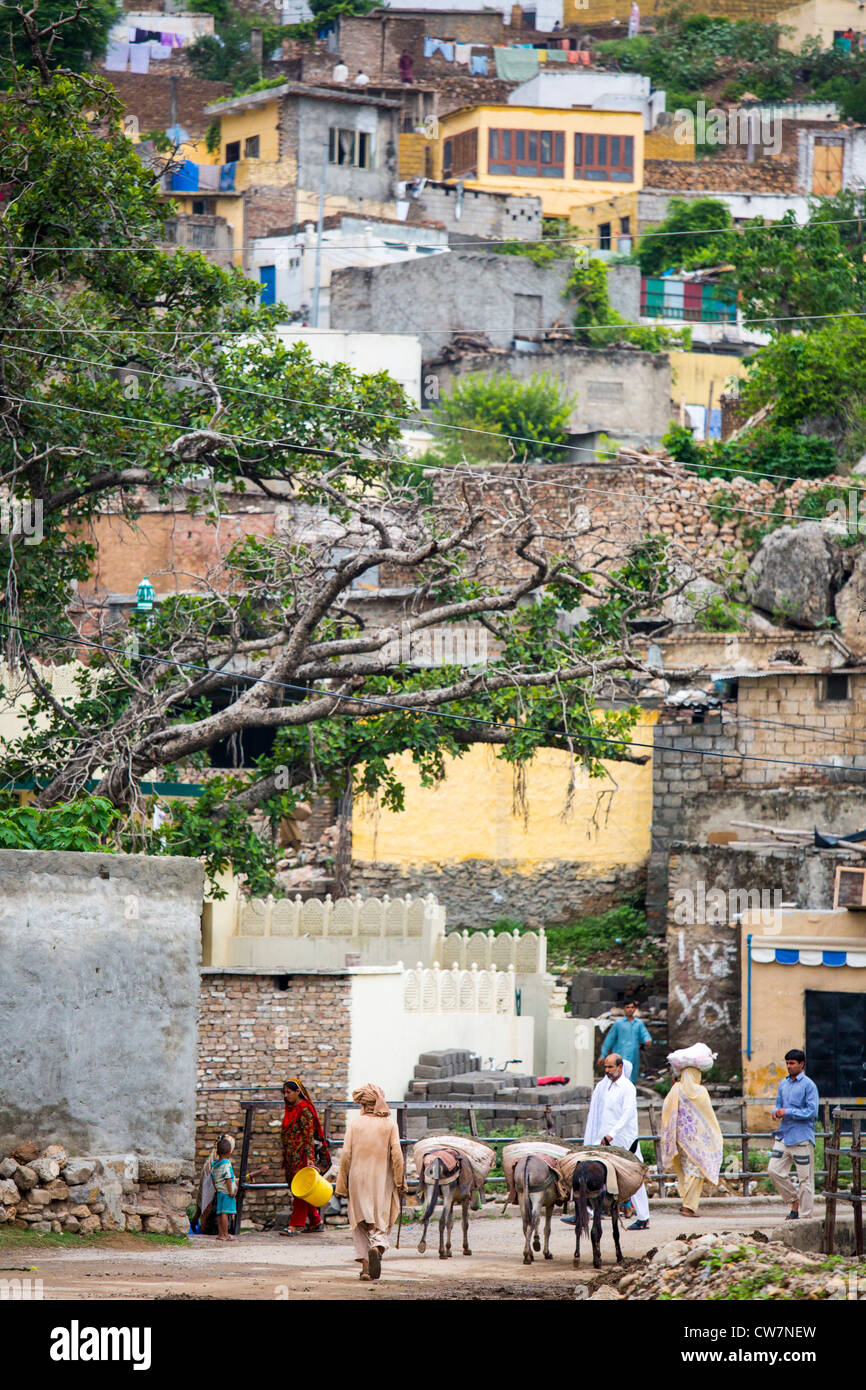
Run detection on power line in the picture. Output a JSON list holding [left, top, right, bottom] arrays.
[[2, 617, 864, 778], [1, 387, 855, 530], [4, 213, 865, 254], [3, 378, 861, 528], [2, 307, 864, 333], [0, 336, 851, 491]]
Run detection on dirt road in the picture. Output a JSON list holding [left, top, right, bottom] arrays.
[[2, 1207, 792, 1300]]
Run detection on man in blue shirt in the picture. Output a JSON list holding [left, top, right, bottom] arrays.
[[767, 1049, 819, 1219], [600, 1001, 652, 1081]]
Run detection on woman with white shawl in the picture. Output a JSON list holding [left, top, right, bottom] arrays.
[[660, 1044, 724, 1216]]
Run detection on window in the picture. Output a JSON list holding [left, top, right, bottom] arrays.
[[244, 134, 260, 158], [328, 127, 372, 169], [192, 199, 207, 215], [575, 131, 634, 181], [598, 221, 611, 251], [824, 673, 850, 702], [191, 223, 216, 247], [443, 128, 478, 179], [488, 127, 564, 178], [224, 140, 241, 163], [619, 215, 630, 234]]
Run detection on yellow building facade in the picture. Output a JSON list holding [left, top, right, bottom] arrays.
[[353, 723, 657, 888], [434, 104, 644, 222], [741, 907, 866, 1130]]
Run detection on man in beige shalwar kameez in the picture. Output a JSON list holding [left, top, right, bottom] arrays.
[[336, 1082, 405, 1280]]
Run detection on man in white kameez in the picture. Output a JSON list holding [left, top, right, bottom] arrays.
[[563, 1053, 651, 1229]]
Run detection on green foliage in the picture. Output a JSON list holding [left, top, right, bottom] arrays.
[[664, 422, 839, 484], [731, 194, 866, 331], [596, 13, 866, 130], [737, 318, 866, 461], [0, 798, 121, 852], [637, 198, 736, 276], [432, 374, 573, 462], [567, 258, 689, 351], [205, 119, 222, 156], [0, 0, 115, 71], [492, 240, 561, 267], [0, 62, 677, 894], [695, 594, 749, 632]]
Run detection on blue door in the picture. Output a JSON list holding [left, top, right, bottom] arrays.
[[259, 265, 276, 305]]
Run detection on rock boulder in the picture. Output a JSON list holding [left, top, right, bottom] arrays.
[[834, 550, 866, 653], [744, 523, 845, 628]]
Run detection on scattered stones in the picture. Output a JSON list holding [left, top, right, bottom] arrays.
[[589, 1284, 622, 1300], [0, 1178, 20, 1206], [32, 1157, 60, 1184], [11, 1142, 39, 1165], [138, 1158, 182, 1183], [69, 1205, 92, 1219], [42, 1144, 68, 1168], [78, 1216, 102, 1235], [64, 1216, 81, 1234], [143, 1216, 170, 1234], [13, 1165, 37, 1191], [62, 1161, 94, 1187], [621, 1231, 865, 1301], [29, 1221, 52, 1234]]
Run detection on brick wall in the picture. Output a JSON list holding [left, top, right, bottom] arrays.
[[103, 73, 232, 138], [197, 971, 351, 1220]]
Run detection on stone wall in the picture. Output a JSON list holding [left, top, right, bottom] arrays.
[[665, 844, 841, 1074], [349, 857, 645, 928], [0, 851, 202, 1158], [197, 971, 352, 1220], [0, 1143, 193, 1237], [430, 343, 671, 446]]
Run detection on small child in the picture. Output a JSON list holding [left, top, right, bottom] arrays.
[[212, 1135, 238, 1241]]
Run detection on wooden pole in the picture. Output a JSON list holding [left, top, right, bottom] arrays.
[[852, 1115, 863, 1260], [824, 1112, 841, 1255]]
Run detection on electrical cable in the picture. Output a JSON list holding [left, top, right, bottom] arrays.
[[1, 619, 864, 778], [0, 387, 857, 531]]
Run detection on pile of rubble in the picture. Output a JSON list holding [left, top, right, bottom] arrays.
[[617, 1232, 863, 1301], [0, 1142, 193, 1236], [275, 823, 340, 892]]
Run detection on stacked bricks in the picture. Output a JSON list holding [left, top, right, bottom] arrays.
[[196, 972, 351, 1222], [404, 1050, 590, 1139]]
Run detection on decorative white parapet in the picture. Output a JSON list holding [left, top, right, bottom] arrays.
[[442, 927, 546, 974], [401, 961, 517, 1016]]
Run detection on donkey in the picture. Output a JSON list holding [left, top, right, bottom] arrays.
[[513, 1153, 562, 1265], [571, 1159, 623, 1269], [417, 1151, 479, 1259]]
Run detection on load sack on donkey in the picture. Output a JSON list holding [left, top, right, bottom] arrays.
[[502, 1141, 571, 1204], [560, 1144, 649, 1204]]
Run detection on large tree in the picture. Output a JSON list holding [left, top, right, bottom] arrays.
[[0, 59, 674, 892], [1, 0, 115, 74]]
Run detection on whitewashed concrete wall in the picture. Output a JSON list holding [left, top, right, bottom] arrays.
[[348, 966, 534, 1098]]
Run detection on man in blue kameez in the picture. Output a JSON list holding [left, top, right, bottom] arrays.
[[599, 1001, 652, 1081]]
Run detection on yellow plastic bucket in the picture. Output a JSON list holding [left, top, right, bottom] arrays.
[[291, 1166, 333, 1208]]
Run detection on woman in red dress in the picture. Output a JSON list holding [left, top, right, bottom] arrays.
[[280, 1077, 331, 1234]]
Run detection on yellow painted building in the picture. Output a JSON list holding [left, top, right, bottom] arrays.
[[669, 349, 748, 409], [434, 104, 644, 222], [741, 907, 866, 1130], [353, 722, 657, 885]]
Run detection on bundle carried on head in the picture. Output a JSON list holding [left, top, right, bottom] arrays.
[[667, 1043, 717, 1074]]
